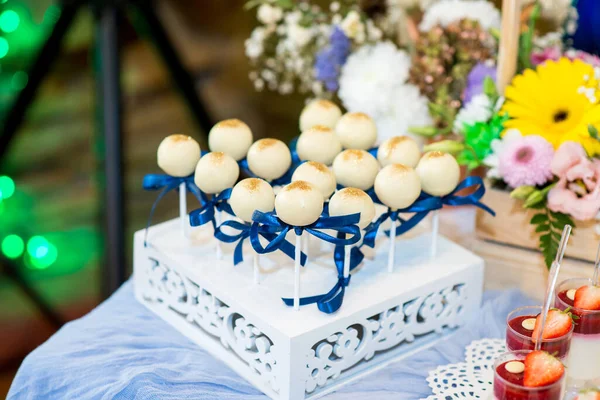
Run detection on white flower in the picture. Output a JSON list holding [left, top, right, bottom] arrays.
[[339, 42, 412, 119], [419, 0, 501, 32], [286, 24, 313, 48], [453, 93, 493, 134], [524, 0, 572, 23], [340, 11, 366, 41], [376, 84, 432, 145], [257, 4, 283, 25], [244, 28, 265, 59], [483, 129, 522, 179]]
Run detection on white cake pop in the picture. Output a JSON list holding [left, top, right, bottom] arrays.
[[296, 125, 342, 165], [157, 134, 201, 177], [416, 151, 461, 196], [329, 188, 375, 229], [377, 136, 421, 168], [299, 99, 342, 132], [247, 138, 292, 181], [229, 178, 275, 222], [291, 161, 336, 200], [335, 112, 377, 150], [374, 164, 422, 210], [332, 149, 379, 191], [208, 119, 254, 161], [275, 181, 324, 226], [194, 152, 240, 194]]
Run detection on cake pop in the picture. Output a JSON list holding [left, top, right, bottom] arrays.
[[229, 178, 275, 283], [299, 99, 342, 132], [374, 164, 422, 272], [377, 136, 421, 168], [291, 161, 336, 200], [332, 149, 379, 191], [335, 112, 377, 150], [296, 125, 342, 165], [208, 119, 253, 161], [329, 188, 375, 278], [247, 138, 292, 182], [416, 151, 460, 259], [156, 134, 201, 237]]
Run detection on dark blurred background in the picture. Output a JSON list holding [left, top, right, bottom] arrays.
[[0, 1, 308, 395]]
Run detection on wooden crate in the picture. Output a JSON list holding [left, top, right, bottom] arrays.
[[476, 185, 599, 264]]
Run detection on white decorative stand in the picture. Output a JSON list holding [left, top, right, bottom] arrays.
[[133, 218, 485, 400]]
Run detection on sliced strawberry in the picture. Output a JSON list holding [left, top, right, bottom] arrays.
[[523, 350, 564, 387], [574, 285, 600, 311], [576, 389, 600, 400], [531, 309, 573, 341]]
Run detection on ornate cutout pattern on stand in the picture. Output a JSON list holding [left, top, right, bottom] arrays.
[[140, 256, 280, 394]]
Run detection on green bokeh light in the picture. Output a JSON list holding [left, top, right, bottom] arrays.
[[0, 37, 8, 58], [11, 71, 27, 90], [2, 234, 24, 259], [27, 236, 58, 269], [0, 175, 15, 199], [0, 10, 20, 33]]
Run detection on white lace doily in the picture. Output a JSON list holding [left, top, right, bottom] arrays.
[[425, 338, 506, 399]]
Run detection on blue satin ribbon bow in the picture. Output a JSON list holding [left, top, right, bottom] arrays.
[[280, 231, 363, 314], [249, 211, 362, 313], [189, 189, 234, 230], [250, 211, 362, 261], [215, 220, 303, 266], [363, 176, 495, 247], [142, 174, 204, 245]]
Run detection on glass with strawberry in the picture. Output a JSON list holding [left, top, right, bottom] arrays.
[[554, 277, 600, 387], [505, 306, 574, 361], [493, 350, 566, 400]]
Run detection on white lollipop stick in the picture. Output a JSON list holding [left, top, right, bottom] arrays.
[[253, 251, 260, 284], [303, 234, 310, 261], [535, 225, 571, 350], [294, 231, 302, 310], [179, 182, 187, 238], [593, 242, 600, 286], [430, 210, 440, 260], [215, 206, 223, 260], [344, 243, 351, 278], [388, 219, 396, 273]]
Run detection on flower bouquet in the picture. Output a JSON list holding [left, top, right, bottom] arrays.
[[423, 0, 600, 268]]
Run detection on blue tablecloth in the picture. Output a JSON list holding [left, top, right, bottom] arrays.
[[8, 281, 533, 400]]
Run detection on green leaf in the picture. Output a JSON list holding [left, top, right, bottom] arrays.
[[408, 126, 438, 137], [524, 190, 545, 208], [528, 201, 546, 210], [483, 76, 498, 101], [535, 224, 550, 233], [511, 186, 535, 200], [423, 140, 465, 154], [530, 214, 548, 225], [589, 124, 599, 140]]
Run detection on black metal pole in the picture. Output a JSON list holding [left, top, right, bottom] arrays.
[[129, 0, 214, 136], [0, 1, 81, 163], [95, 5, 126, 298]]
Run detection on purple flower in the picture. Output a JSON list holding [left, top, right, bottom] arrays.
[[315, 26, 351, 92], [463, 63, 496, 104]]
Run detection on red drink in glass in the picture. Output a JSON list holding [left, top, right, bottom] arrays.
[[493, 350, 565, 400], [505, 306, 572, 361], [554, 278, 600, 388]]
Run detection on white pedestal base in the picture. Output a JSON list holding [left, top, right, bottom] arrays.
[[133, 219, 484, 400]]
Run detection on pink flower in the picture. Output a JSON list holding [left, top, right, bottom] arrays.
[[498, 135, 555, 188], [547, 141, 600, 221], [531, 46, 600, 67]]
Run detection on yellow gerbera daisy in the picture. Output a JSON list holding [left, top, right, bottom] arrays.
[[502, 58, 600, 156]]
